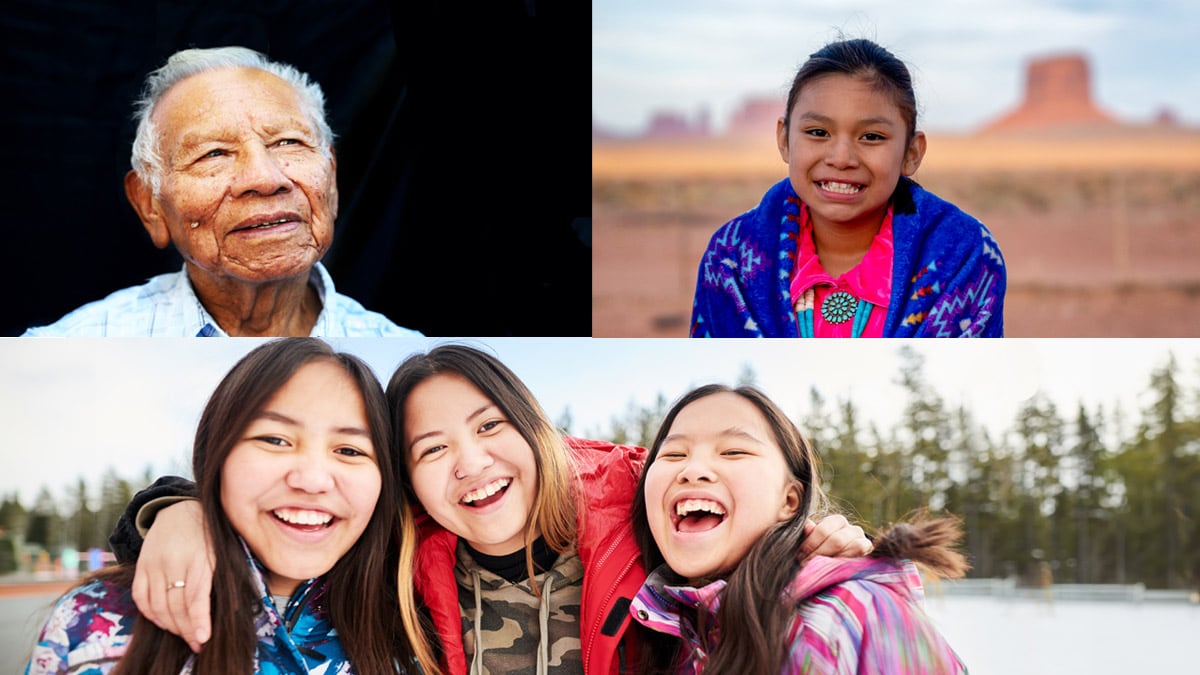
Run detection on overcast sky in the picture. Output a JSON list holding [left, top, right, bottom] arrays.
[[592, 0, 1200, 135], [3, 338, 1198, 508]]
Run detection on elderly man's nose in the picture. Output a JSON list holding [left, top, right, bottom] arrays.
[[234, 146, 292, 196]]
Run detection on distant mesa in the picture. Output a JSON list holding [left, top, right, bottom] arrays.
[[726, 96, 784, 138], [645, 108, 711, 139], [1153, 106, 1181, 127], [979, 53, 1119, 135], [601, 96, 782, 141]]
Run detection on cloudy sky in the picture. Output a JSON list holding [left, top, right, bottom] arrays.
[[2, 338, 1198, 507], [592, 0, 1200, 135]]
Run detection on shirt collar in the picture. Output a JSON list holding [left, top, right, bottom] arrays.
[[183, 263, 330, 337], [790, 203, 894, 308], [634, 564, 727, 630]]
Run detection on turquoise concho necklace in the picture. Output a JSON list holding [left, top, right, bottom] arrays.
[[795, 288, 873, 337]]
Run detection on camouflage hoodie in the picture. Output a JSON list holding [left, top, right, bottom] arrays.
[[413, 437, 648, 674]]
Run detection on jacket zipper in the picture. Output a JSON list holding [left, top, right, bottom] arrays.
[[585, 531, 638, 672]]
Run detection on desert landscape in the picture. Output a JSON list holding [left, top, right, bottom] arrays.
[[593, 55, 1200, 337]]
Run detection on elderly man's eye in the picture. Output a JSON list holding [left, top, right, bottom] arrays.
[[276, 138, 302, 147], [201, 149, 226, 159]]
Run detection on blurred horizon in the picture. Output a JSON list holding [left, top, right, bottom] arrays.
[[593, 0, 1200, 138]]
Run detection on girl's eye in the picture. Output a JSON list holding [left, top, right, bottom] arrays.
[[480, 420, 503, 433], [803, 128, 828, 138], [335, 446, 369, 458], [861, 132, 885, 141], [256, 436, 287, 446], [417, 444, 445, 460], [722, 448, 750, 457], [658, 450, 687, 460]]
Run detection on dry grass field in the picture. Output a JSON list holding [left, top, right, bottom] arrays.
[[593, 131, 1200, 337]]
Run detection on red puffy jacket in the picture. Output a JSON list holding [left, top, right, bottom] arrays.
[[413, 437, 648, 674]]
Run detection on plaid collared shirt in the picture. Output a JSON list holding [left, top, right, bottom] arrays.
[[22, 263, 421, 337]]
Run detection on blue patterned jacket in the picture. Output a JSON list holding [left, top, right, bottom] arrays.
[[25, 540, 357, 674], [690, 177, 1006, 337]]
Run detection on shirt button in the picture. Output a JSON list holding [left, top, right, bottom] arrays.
[[637, 610, 649, 620]]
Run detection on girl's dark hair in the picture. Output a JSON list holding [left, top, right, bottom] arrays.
[[783, 38, 919, 143], [110, 337, 418, 674], [386, 343, 577, 595], [631, 384, 968, 675]]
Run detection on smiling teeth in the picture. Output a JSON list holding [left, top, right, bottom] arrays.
[[675, 498, 725, 517], [274, 508, 332, 526], [462, 478, 511, 504], [819, 181, 863, 194]]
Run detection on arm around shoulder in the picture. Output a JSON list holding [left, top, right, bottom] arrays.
[[109, 475, 198, 564]]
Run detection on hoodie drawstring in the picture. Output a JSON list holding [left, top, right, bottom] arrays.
[[469, 560, 563, 674], [471, 570, 485, 675], [537, 573, 556, 675]]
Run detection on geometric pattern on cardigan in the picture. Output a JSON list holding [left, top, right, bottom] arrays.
[[690, 176, 1006, 337]]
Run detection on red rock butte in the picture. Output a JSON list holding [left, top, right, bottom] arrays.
[[981, 53, 1119, 134], [726, 96, 784, 137]]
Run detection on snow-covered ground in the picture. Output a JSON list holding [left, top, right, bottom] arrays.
[[924, 592, 1198, 674], [8, 586, 1198, 674]]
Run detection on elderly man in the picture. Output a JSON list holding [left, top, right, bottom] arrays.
[[23, 46, 421, 337]]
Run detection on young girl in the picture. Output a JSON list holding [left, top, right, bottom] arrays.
[[117, 344, 872, 674], [630, 384, 969, 674], [690, 38, 1005, 337], [24, 338, 434, 674]]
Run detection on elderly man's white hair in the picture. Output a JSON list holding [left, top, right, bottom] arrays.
[[129, 46, 334, 196]]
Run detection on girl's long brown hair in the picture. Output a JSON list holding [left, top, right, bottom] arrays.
[[102, 338, 423, 674]]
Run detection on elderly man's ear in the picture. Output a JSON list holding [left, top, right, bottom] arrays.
[[124, 170, 172, 250], [327, 148, 339, 217]]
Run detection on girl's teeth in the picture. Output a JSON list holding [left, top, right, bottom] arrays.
[[821, 181, 862, 194], [463, 478, 511, 503], [274, 508, 331, 525], [675, 498, 725, 516]]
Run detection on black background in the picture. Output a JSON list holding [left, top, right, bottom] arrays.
[[1, 0, 591, 336]]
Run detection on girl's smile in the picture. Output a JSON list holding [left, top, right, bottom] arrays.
[[815, 180, 866, 197], [459, 477, 512, 507], [672, 495, 727, 534]]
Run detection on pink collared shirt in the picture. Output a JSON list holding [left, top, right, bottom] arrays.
[[789, 204, 894, 338]]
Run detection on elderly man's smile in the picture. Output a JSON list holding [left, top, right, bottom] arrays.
[[229, 211, 305, 238]]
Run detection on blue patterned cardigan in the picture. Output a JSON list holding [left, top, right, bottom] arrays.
[[25, 540, 355, 675], [690, 177, 1006, 337]]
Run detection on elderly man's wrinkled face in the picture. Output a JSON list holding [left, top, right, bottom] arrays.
[[127, 67, 337, 285]]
